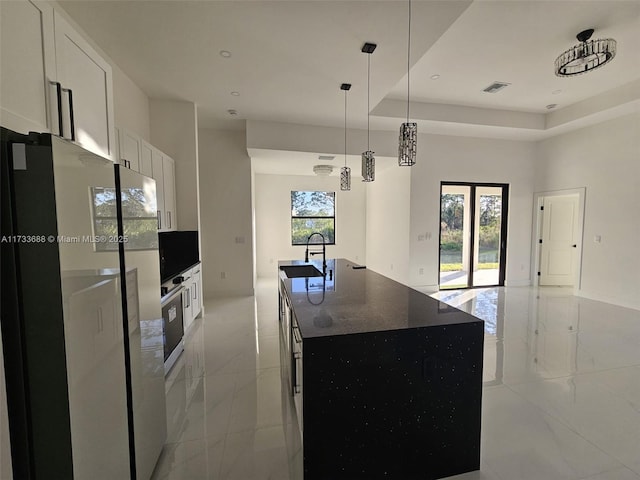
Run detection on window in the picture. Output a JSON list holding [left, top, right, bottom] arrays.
[[92, 187, 159, 251], [291, 191, 335, 245]]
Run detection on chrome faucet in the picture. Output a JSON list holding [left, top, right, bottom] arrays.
[[304, 232, 327, 273]]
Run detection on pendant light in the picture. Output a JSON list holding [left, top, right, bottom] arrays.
[[398, 0, 417, 166], [361, 42, 376, 182], [340, 83, 352, 191], [555, 29, 616, 77]]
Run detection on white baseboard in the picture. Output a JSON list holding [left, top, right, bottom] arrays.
[[575, 290, 640, 311]]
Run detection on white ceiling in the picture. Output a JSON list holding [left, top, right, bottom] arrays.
[[58, 0, 640, 173]]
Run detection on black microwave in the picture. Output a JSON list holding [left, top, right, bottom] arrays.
[[158, 231, 199, 283]]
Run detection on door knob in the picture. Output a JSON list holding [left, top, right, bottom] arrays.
[[572, 244, 577, 248]]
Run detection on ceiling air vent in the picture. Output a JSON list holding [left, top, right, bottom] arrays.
[[318, 155, 335, 161], [483, 81, 511, 93]]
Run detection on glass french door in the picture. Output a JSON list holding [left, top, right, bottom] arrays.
[[439, 182, 509, 289]]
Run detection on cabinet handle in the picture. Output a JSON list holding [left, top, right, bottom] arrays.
[[157, 210, 162, 230], [61, 87, 76, 141], [192, 284, 197, 300], [49, 81, 63, 136], [167, 211, 171, 229]]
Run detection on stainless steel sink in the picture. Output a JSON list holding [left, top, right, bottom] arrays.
[[280, 264, 324, 278]]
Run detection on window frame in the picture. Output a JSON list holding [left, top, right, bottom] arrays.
[[290, 190, 336, 246]]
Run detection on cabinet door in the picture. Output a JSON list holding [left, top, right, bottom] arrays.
[[162, 156, 177, 231], [151, 149, 165, 231], [182, 283, 194, 333], [117, 128, 141, 172], [0, 0, 56, 134], [54, 10, 115, 160], [139, 141, 153, 177], [192, 266, 202, 319]]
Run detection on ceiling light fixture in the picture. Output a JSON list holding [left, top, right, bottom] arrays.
[[219, 50, 232, 58], [552, 89, 562, 95], [398, 0, 416, 167], [227, 109, 237, 116], [555, 29, 616, 77], [230, 91, 240, 96], [313, 165, 333, 176], [361, 42, 376, 182], [430, 74, 440, 80], [340, 83, 352, 191], [546, 104, 558, 110]]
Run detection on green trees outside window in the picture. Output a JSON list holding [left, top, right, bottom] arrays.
[[291, 191, 335, 245]]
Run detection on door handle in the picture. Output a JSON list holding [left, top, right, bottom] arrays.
[[157, 210, 162, 230], [49, 81, 63, 136], [61, 87, 76, 141], [572, 244, 577, 248]]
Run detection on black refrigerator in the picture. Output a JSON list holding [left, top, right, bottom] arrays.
[[0, 127, 166, 479]]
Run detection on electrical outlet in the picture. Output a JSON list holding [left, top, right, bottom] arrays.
[[235, 236, 245, 244], [418, 234, 425, 241], [419, 268, 424, 275], [220, 271, 226, 279]]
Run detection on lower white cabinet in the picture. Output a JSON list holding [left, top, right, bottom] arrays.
[[181, 263, 202, 334], [191, 265, 202, 319]]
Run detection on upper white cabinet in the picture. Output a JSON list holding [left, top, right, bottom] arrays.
[[117, 127, 141, 172], [0, 3, 116, 160], [162, 155, 176, 231], [149, 147, 176, 232], [139, 141, 153, 177], [53, 10, 115, 160], [0, 0, 56, 134]]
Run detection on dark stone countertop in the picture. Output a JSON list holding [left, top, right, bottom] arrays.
[[279, 258, 482, 339]]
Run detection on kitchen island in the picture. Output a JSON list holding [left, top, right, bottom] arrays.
[[278, 258, 484, 480]]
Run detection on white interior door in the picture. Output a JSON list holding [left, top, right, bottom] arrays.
[[539, 195, 579, 286]]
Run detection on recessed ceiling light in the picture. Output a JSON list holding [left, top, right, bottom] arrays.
[[318, 155, 335, 161], [552, 89, 562, 95], [313, 165, 333, 176], [430, 74, 440, 80], [227, 109, 238, 116], [230, 91, 240, 96], [219, 50, 232, 58], [546, 104, 558, 110]]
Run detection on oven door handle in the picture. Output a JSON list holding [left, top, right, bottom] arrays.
[[162, 286, 185, 306]]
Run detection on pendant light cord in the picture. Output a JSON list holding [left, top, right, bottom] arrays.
[[367, 53, 371, 150], [344, 89, 347, 166], [406, 0, 411, 122]]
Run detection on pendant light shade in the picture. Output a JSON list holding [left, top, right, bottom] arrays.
[[398, 122, 417, 166], [361, 151, 375, 182], [398, 0, 416, 166], [555, 29, 616, 77], [340, 83, 351, 191], [361, 43, 376, 182]]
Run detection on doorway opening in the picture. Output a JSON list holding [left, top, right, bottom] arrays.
[[439, 182, 509, 290]]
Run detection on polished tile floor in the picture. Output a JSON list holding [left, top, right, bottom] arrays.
[[152, 280, 640, 480]]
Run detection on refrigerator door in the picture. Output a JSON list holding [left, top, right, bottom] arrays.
[[1, 128, 131, 479], [116, 165, 167, 480], [51, 136, 131, 479]]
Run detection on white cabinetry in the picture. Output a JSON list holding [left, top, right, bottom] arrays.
[[139, 141, 153, 177], [162, 155, 176, 230], [150, 148, 177, 232], [181, 263, 202, 334], [191, 265, 202, 320], [53, 10, 115, 160], [116, 128, 141, 172], [0, 3, 115, 160], [0, 0, 56, 134]]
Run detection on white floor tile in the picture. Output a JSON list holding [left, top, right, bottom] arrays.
[[152, 280, 640, 480]]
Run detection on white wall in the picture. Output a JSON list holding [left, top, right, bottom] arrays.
[[149, 99, 200, 231], [405, 133, 536, 291], [535, 113, 640, 310], [254, 173, 366, 278], [365, 165, 412, 285], [198, 128, 254, 297]]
